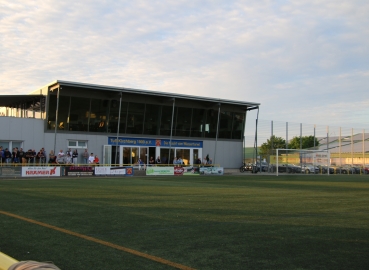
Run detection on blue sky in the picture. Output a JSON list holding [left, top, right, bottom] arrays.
[[1, 0, 368, 128]]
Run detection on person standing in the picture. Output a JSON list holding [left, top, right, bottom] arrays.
[[4, 148, 12, 164], [94, 155, 100, 165], [37, 149, 45, 165], [0, 146, 4, 164], [65, 154, 72, 165], [83, 149, 89, 164], [155, 156, 161, 166], [12, 148, 19, 163], [149, 156, 155, 166], [72, 149, 78, 164], [18, 148, 25, 164], [88, 153, 95, 164]]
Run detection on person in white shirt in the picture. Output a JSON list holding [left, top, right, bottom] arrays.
[[88, 153, 95, 164], [65, 154, 72, 164], [58, 150, 65, 157]]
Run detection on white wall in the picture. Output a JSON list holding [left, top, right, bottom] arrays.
[[1, 117, 243, 168]]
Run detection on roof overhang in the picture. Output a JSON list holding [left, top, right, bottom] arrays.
[[49, 80, 260, 109], [0, 95, 44, 108]]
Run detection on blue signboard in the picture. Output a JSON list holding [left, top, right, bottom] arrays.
[[108, 137, 203, 148]]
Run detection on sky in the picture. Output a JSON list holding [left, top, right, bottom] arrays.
[[1, 0, 368, 129]]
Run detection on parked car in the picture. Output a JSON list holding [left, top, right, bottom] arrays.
[[254, 162, 269, 172], [340, 165, 356, 174], [301, 164, 319, 174], [364, 165, 369, 174], [239, 163, 253, 173], [268, 164, 301, 173], [352, 164, 365, 174]]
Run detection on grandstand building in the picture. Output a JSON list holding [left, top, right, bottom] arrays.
[[0, 81, 260, 168]]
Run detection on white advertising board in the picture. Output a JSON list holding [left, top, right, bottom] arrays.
[[22, 167, 61, 177]]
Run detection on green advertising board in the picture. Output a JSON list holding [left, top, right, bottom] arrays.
[[146, 167, 174, 176]]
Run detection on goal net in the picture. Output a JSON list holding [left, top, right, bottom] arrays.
[[269, 149, 330, 176]]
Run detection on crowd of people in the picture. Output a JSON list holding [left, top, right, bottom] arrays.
[[139, 155, 213, 167], [0, 146, 99, 166]]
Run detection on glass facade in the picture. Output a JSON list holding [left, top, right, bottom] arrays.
[[47, 93, 246, 139]]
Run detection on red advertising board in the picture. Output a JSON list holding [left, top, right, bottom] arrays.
[[174, 166, 185, 175]]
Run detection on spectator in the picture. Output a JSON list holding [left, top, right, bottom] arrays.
[[4, 148, 12, 164], [94, 155, 100, 165], [83, 149, 89, 164], [18, 148, 25, 164], [56, 153, 65, 164], [72, 149, 78, 164], [36, 149, 45, 165], [149, 156, 155, 166], [88, 153, 95, 164], [48, 150, 57, 164], [12, 147, 19, 163], [155, 156, 161, 165], [0, 146, 4, 164], [65, 154, 72, 164], [208, 158, 213, 166], [173, 157, 178, 165], [58, 149, 65, 157], [203, 157, 208, 166], [139, 158, 146, 170]]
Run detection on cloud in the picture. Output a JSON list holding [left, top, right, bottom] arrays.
[[0, 0, 368, 129]]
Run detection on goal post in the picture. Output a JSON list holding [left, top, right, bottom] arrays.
[[274, 149, 330, 176]]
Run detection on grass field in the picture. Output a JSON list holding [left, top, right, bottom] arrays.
[[1, 175, 369, 270]]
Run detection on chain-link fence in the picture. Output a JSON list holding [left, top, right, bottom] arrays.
[[244, 119, 369, 174]]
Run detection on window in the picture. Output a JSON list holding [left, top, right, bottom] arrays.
[[68, 140, 87, 148]]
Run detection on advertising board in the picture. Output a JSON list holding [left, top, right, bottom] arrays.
[[94, 166, 134, 176], [199, 167, 224, 175], [21, 167, 60, 177], [64, 166, 95, 176], [146, 167, 174, 176]]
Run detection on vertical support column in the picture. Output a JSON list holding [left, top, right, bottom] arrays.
[[326, 126, 329, 152], [53, 87, 60, 155], [286, 122, 288, 165], [351, 128, 354, 166], [242, 110, 247, 166], [363, 129, 365, 170], [213, 103, 221, 165], [253, 107, 259, 173], [115, 92, 122, 165], [271, 120, 273, 161], [168, 98, 175, 164], [300, 123, 302, 150], [339, 127, 342, 167]]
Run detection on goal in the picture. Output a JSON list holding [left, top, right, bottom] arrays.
[[270, 149, 330, 176]]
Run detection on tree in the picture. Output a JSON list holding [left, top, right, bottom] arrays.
[[288, 135, 319, 149], [259, 135, 286, 159]]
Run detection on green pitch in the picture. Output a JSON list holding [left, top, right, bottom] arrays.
[[1, 175, 368, 269]]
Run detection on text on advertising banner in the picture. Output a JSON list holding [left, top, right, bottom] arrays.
[[22, 167, 60, 177], [65, 166, 95, 176], [146, 167, 174, 176]]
